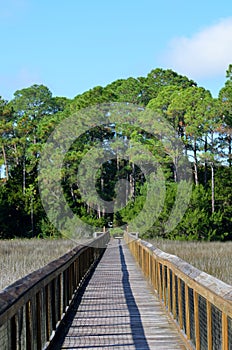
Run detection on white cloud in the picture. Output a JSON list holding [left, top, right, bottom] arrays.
[[160, 17, 232, 79]]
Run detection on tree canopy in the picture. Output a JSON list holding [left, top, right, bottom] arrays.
[[0, 68, 231, 241]]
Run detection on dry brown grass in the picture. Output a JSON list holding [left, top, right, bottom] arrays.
[[0, 239, 77, 291], [1, 238, 231, 291], [147, 239, 232, 286]]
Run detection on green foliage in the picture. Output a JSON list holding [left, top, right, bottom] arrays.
[[0, 66, 231, 240], [109, 227, 124, 237], [39, 218, 62, 239]]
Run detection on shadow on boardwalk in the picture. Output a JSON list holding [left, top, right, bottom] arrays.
[[119, 243, 149, 349]]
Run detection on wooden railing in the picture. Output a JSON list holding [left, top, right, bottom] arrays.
[[0, 232, 110, 350], [125, 232, 232, 350]]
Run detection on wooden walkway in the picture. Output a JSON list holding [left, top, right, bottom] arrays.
[[50, 239, 188, 349]]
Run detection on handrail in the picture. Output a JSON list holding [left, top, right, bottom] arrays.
[[124, 232, 232, 350], [0, 231, 110, 349]]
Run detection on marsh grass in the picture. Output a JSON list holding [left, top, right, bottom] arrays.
[[147, 239, 232, 285], [0, 239, 77, 291], [1, 238, 231, 291]]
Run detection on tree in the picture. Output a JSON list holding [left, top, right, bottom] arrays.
[[0, 68, 231, 240], [218, 65, 232, 167], [167, 87, 217, 185], [10, 85, 62, 193], [139, 68, 197, 105], [0, 98, 14, 180], [105, 77, 143, 104]]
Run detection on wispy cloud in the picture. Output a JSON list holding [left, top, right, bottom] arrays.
[[160, 17, 232, 79]]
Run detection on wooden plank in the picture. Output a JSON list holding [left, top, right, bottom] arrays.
[[51, 239, 189, 350]]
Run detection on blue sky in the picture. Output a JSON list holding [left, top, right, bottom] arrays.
[[1, 0, 232, 101]]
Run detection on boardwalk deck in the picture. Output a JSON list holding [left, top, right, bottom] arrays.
[[50, 239, 189, 349]]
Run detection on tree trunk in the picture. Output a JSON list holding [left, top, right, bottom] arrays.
[[23, 156, 26, 195], [97, 204, 101, 219], [193, 139, 198, 186], [31, 196, 34, 236], [204, 135, 208, 186], [228, 134, 232, 167], [2, 144, 9, 180], [173, 156, 178, 182], [129, 162, 135, 199], [14, 143, 19, 165], [211, 163, 215, 213]]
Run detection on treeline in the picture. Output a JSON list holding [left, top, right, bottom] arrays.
[[0, 67, 231, 240]]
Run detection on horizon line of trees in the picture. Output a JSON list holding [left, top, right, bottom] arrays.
[[0, 66, 231, 240]]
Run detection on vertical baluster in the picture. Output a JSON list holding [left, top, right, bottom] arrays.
[[206, 300, 212, 350], [222, 313, 228, 350], [177, 278, 183, 330], [167, 268, 171, 313], [185, 284, 191, 340], [194, 291, 200, 350], [158, 262, 162, 300], [154, 259, 158, 292], [40, 288, 46, 348], [172, 273, 176, 319], [162, 265, 166, 306], [57, 274, 62, 321], [10, 315, 17, 350], [36, 292, 42, 350], [26, 300, 32, 350], [17, 305, 27, 349], [45, 285, 51, 342], [51, 279, 57, 330]]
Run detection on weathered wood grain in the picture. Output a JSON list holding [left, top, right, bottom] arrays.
[[52, 239, 189, 349]]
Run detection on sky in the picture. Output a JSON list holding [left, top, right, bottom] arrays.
[[1, 0, 232, 101]]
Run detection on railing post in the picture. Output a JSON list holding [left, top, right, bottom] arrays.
[[26, 300, 33, 350], [144, 248, 148, 277], [162, 265, 166, 306], [222, 313, 228, 350], [172, 273, 177, 319], [185, 283, 191, 340], [206, 300, 212, 350], [194, 291, 200, 350], [10, 315, 17, 350], [158, 262, 162, 300], [167, 268, 171, 313], [141, 245, 144, 272], [36, 291, 42, 350], [51, 279, 56, 331], [17, 305, 27, 349], [45, 285, 51, 342], [149, 253, 153, 286], [40, 288, 47, 347], [178, 278, 183, 330], [57, 274, 62, 321]]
